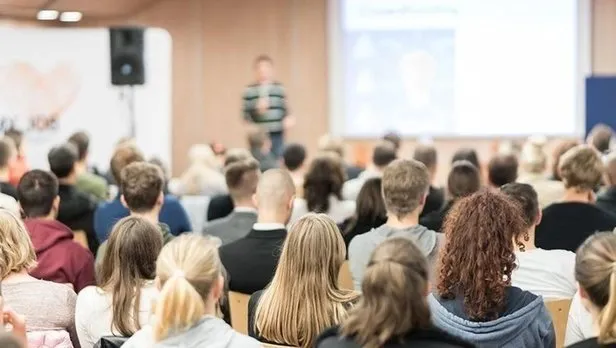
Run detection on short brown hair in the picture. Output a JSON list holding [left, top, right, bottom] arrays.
[[372, 142, 397, 167], [0, 137, 13, 168], [587, 123, 614, 153], [247, 128, 268, 149], [487, 154, 518, 187], [111, 145, 145, 185], [381, 159, 430, 219], [447, 160, 481, 199], [224, 158, 260, 200], [551, 140, 580, 180], [68, 131, 89, 161], [121, 162, 163, 213], [559, 145, 604, 191], [413, 145, 437, 170]]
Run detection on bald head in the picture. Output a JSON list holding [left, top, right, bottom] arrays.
[[255, 169, 296, 221]]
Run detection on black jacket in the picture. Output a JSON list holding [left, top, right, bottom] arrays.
[[421, 186, 445, 218], [57, 184, 99, 254], [596, 187, 616, 217], [420, 200, 455, 232], [207, 194, 234, 221]]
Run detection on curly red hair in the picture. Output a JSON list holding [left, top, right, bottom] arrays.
[[437, 189, 524, 321]]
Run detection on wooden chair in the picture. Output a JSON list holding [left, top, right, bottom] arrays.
[[228, 291, 251, 335], [545, 298, 572, 348], [338, 261, 353, 290], [72, 230, 88, 249]]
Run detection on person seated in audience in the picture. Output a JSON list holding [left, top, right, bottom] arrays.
[[291, 153, 355, 224], [95, 145, 191, 241], [203, 158, 260, 245], [68, 131, 108, 202], [5, 128, 28, 187], [318, 134, 363, 180], [501, 183, 576, 299], [282, 143, 307, 197], [451, 147, 481, 170], [487, 153, 518, 188], [596, 152, 616, 215], [76, 217, 163, 348], [123, 234, 260, 348], [536, 145, 616, 252], [248, 213, 359, 347], [586, 123, 613, 154], [429, 189, 555, 347], [0, 138, 18, 200], [177, 144, 227, 197], [0, 209, 80, 347], [382, 131, 402, 155], [413, 144, 444, 217], [339, 177, 387, 249], [316, 238, 473, 348], [18, 170, 95, 293], [550, 140, 580, 181], [420, 160, 481, 232], [565, 291, 595, 346], [206, 148, 254, 221], [517, 136, 565, 207], [148, 157, 171, 195], [566, 232, 616, 347], [219, 169, 295, 294], [48, 143, 99, 254], [248, 128, 278, 172], [343, 141, 397, 201], [349, 159, 443, 290]]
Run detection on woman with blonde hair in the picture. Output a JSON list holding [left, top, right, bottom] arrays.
[[517, 135, 564, 207], [177, 144, 227, 196], [317, 237, 472, 348], [123, 234, 259, 348], [75, 216, 163, 348], [0, 209, 80, 347], [248, 213, 359, 347]]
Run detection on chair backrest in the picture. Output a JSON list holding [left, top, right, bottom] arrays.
[[338, 261, 353, 290], [72, 230, 88, 249], [261, 343, 297, 348], [545, 298, 572, 348], [228, 291, 251, 335], [27, 330, 73, 348]]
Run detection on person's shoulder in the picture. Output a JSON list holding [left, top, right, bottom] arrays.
[[163, 194, 181, 204], [76, 286, 106, 304], [348, 226, 379, 252], [122, 326, 154, 348]]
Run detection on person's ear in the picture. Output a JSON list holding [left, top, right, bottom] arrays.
[[424, 282, 431, 297], [157, 191, 164, 206], [120, 195, 128, 209], [52, 196, 60, 212], [210, 274, 225, 302], [154, 276, 162, 291], [288, 194, 296, 211], [419, 192, 428, 206], [252, 193, 259, 209], [535, 209, 543, 226]]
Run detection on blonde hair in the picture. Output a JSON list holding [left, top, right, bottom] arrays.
[[179, 144, 222, 195], [559, 144, 604, 191], [0, 209, 37, 279], [576, 232, 616, 344], [254, 213, 358, 347], [153, 234, 222, 341], [520, 136, 547, 173]]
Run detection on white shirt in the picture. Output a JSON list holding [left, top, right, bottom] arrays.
[[512, 248, 576, 300], [289, 196, 355, 225], [565, 291, 595, 346], [75, 283, 158, 348]]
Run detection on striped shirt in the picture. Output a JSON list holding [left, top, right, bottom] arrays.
[[242, 82, 288, 132]]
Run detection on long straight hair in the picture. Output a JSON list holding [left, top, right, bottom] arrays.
[[98, 216, 163, 337], [255, 213, 358, 347]]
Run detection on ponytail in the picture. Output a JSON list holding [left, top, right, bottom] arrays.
[[598, 271, 616, 344]]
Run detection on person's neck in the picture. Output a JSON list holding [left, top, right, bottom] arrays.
[[0, 167, 8, 182], [563, 189, 593, 203], [233, 197, 256, 209], [3, 270, 34, 283], [386, 211, 420, 229], [257, 211, 286, 226], [130, 210, 160, 224], [58, 176, 77, 186], [515, 227, 537, 252], [74, 161, 87, 175], [38, 212, 57, 222]]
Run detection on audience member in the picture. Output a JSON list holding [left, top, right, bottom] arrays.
[[501, 183, 576, 299], [204, 158, 260, 245], [550, 140, 581, 181], [5, 128, 28, 187], [177, 144, 227, 196], [566, 232, 616, 347], [0, 209, 80, 347], [420, 160, 481, 232], [206, 148, 253, 221], [586, 123, 613, 154], [487, 153, 518, 188], [76, 217, 162, 348], [282, 143, 307, 197], [48, 143, 99, 254], [339, 177, 387, 249], [537, 145, 616, 252], [219, 169, 295, 294], [413, 144, 445, 217], [318, 134, 362, 180], [249, 214, 359, 347], [68, 131, 108, 202], [565, 292, 594, 346], [123, 234, 259, 348], [94, 145, 191, 241], [317, 238, 473, 348], [349, 159, 442, 290], [597, 152, 616, 214], [0, 138, 17, 200], [18, 170, 95, 292], [148, 157, 171, 195], [291, 153, 354, 224], [429, 190, 555, 347], [343, 141, 397, 201], [451, 148, 481, 170], [248, 128, 278, 172], [518, 136, 565, 207], [382, 131, 402, 155]]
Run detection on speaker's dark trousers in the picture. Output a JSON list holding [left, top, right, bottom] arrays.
[[269, 131, 284, 158]]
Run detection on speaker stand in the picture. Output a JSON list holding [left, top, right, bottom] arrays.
[[119, 86, 137, 138]]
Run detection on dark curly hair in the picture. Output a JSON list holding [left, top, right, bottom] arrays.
[[437, 189, 525, 321], [304, 153, 346, 213]]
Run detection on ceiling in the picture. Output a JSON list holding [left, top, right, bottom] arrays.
[[0, 0, 162, 20]]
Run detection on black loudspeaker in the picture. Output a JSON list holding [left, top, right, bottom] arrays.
[[109, 27, 145, 85]]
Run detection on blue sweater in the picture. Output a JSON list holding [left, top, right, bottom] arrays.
[[94, 194, 192, 242]]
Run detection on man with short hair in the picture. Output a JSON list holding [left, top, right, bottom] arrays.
[[413, 144, 444, 217], [0, 138, 17, 200], [597, 152, 616, 214], [68, 131, 108, 201], [204, 158, 260, 245], [487, 153, 519, 188], [343, 141, 397, 201], [219, 169, 296, 294], [248, 128, 278, 172], [349, 159, 443, 290], [282, 143, 307, 196], [48, 143, 99, 254], [587, 123, 613, 154], [18, 169, 95, 292], [382, 131, 402, 154]]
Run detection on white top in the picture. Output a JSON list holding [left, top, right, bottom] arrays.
[[512, 248, 576, 300], [290, 195, 355, 225], [75, 283, 158, 348], [565, 291, 595, 346]]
